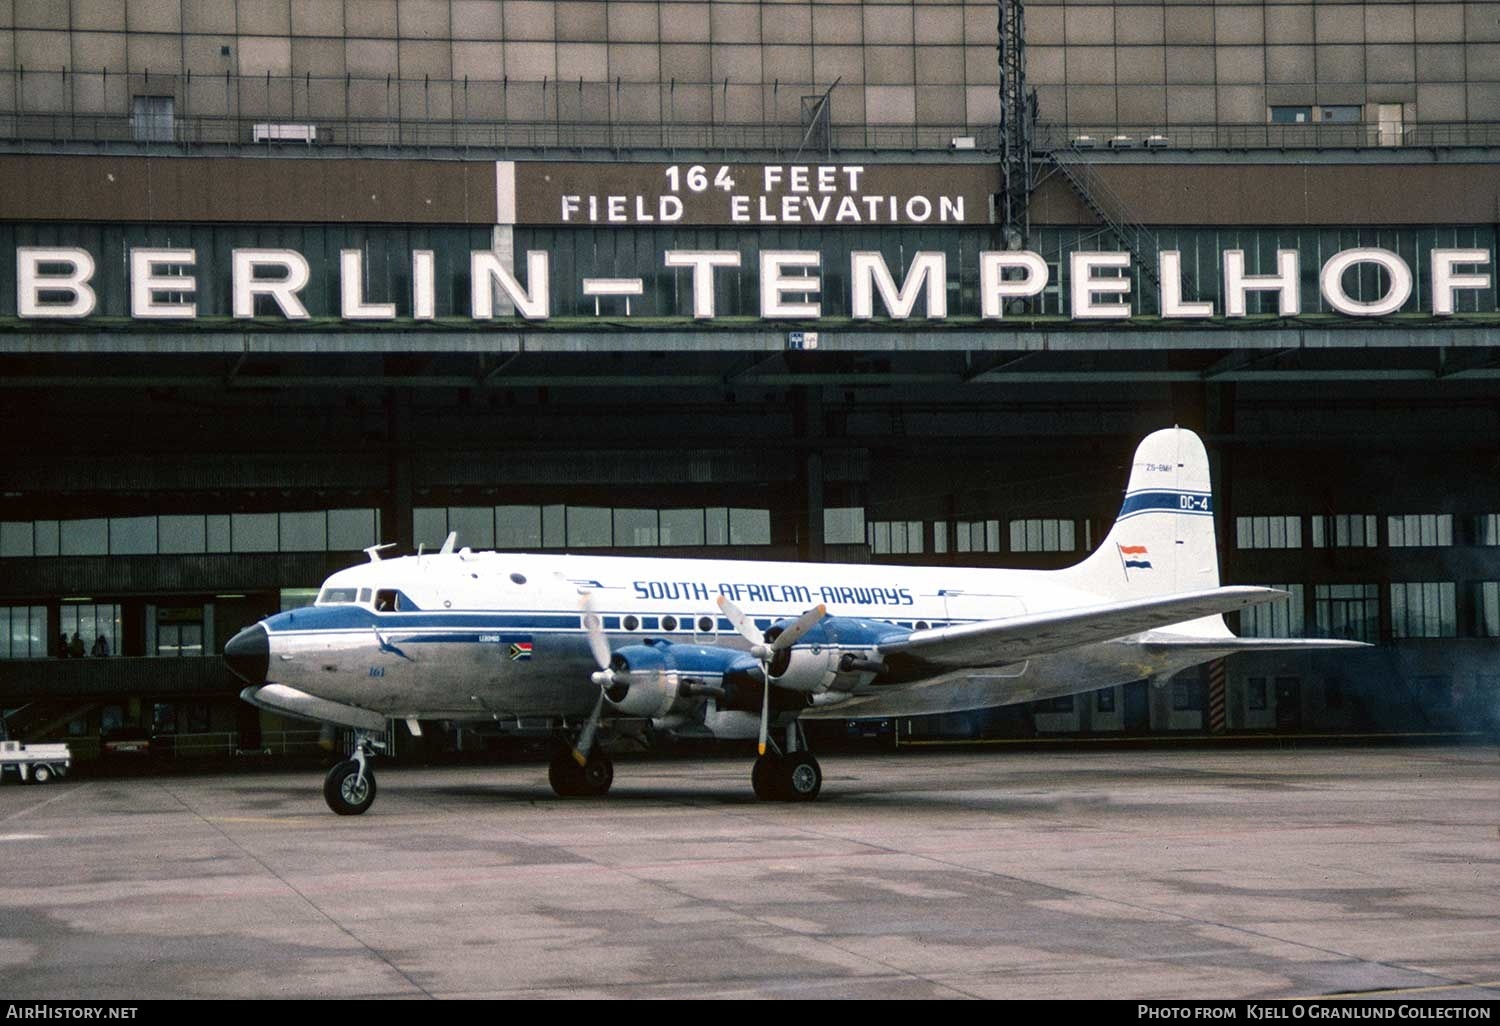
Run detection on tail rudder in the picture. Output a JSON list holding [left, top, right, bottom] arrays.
[[1061, 428, 1228, 635]]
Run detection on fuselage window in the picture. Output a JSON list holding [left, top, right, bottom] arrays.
[[696, 615, 714, 633], [623, 615, 640, 631], [661, 615, 678, 631], [374, 589, 398, 612], [915, 621, 930, 631]]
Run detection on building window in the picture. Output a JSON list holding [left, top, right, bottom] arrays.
[[0, 510, 379, 557], [824, 507, 866, 545], [1235, 516, 1302, 549], [1036, 695, 1074, 713], [1390, 582, 1457, 639], [1475, 582, 1500, 638], [1171, 680, 1203, 711], [1096, 689, 1115, 713], [1319, 105, 1361, 123], [58, 603, 122, 658], [1247, 677, 1268, 711], [1315, 584, 1380, 643], [1270, 105, 1312, 124], [0, 605, 48, 659], [1311, 514, 1377, 548], [1009, 518, 1077, 553], [1387, 514, 1453, 548], [1474, 514, 1500, 546], [933, 521, 948, 554], [131, 95, 176, 142], [156, 607, 204, 657], [868, 520, 923, 555], [954, 520, 1000, 553], [1241, 584, 1305, 638]]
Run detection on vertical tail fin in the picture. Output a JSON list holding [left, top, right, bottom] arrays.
[[1060, 427, 1231, 637]]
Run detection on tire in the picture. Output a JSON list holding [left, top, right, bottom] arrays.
[[550, 751, 613, 798], [751, 753, 782, 801], [548, 751, 580, 797], [30, 764, 52, 785], [576, 753, 614, 796], [777, 752, 822, 802], [323, 759, 377, 816]]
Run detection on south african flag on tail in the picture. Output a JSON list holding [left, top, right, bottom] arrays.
[[1117, 544, 1152, 569]]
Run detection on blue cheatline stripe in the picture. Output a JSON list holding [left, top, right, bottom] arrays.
[[1116, 489, 1214, 521]]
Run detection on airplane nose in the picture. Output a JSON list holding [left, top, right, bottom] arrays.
[[224, 624, 270, 684]]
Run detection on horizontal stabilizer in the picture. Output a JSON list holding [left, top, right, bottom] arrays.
[[878, 586, 1283, 670]]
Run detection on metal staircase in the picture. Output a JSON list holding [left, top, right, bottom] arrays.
[[1047, 144, 1193, 294]]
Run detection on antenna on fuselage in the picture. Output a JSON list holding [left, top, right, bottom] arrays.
[[363, 543, 397, 563], [440, 531, 458, 555]]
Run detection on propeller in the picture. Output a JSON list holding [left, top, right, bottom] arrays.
[[572, 593, 621, 766], [717, 596, 826, 756]]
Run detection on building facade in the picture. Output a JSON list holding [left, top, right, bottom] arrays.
[[1, 0, 1497, 757]]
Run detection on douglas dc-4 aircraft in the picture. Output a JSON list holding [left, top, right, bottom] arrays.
[[224, 428, 1363, 815]]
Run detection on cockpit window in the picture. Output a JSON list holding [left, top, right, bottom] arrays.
[[373, 589, 400, 612], [358, 588, 372, 603], [316, 587, 359, 605]]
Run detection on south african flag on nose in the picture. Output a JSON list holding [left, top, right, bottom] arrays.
[[1117, 544, 1152, 569], [509, 642, 533, 661]]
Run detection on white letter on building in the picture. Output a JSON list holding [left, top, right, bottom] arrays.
[[979, 251, 1048, 319], [17, 247, 97, 318], [412, 250, 436, 320], [1320, 247, 1412, 317], [759, 251, 822, 318], [340, 249, 397, 320], [130, 248, 198, 319], [1430, 248, 1491, 316], [1158, 251, 1213, 318], [1070, 251, 1132, 319], [232, 249, 311, 319], [663, 250, 742, 319], [850, 251, 947, 319], [471, 250, 550, 320], [1223, 249, 1300, 317]]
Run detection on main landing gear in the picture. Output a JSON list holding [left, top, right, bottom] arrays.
[[323, 735, 382, 815], [750, 721, 822, 802], [548, 748, 615, 798]]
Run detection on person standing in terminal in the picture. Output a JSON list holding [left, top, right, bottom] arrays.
[[68, 633, 85, 659], [57, 632, 68, 658], [91, 634, 109, 657]]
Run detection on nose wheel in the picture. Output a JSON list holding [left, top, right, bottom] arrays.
[[323, 737, 380, 815]]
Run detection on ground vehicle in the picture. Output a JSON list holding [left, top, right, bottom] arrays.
[[100, 726, 153, 757], [0, 740, 72, 783]]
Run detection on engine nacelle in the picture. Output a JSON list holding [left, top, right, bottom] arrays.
[[602, 639, 743, 719], [765, 615, 908, 694]]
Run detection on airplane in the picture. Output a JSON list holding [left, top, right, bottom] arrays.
[[223, 427, 1365, 815]]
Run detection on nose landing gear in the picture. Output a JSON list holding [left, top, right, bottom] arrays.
[[323, 736, 382, 815]]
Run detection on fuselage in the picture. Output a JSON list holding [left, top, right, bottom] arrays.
[[228, 549, 1222, 724]]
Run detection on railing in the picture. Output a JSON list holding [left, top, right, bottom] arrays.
[[0, 655, 238, 701], [1035, 120, 1500, 152]]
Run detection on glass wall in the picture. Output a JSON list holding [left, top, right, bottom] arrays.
[[415, 505, 772, 550], [0, 606, 47, 659], [0, 509, 381, 558]]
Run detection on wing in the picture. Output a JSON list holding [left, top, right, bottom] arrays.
[[876, 585, 1283, 669]]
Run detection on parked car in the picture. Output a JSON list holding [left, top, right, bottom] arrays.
[[100, 727, 153, 757]]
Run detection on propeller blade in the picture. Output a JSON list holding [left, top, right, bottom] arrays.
[[758, 675, 770, 756], [716, 595, 763, 647], [771, 603, 826, 652], [578, 593, 612, 671], [572, 690, 606, 765]]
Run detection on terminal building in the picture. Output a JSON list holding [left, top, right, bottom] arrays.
[[1, 0, 1497, 758]]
